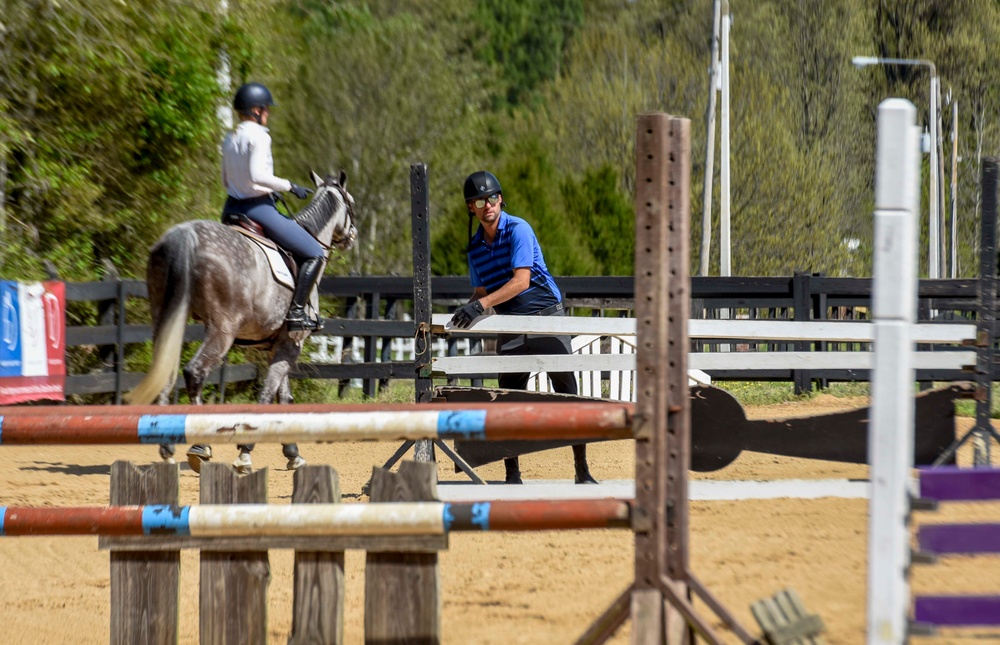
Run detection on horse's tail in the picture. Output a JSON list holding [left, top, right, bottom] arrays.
[[125, 228, 194, 405]]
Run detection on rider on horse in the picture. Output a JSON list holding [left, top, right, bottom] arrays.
[[222, 82, 324, 333]]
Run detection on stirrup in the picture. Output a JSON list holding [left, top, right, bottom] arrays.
[[286, 314, 323, 332]]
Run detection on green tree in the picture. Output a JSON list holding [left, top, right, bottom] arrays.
[[470, 0, 583, 108], [267, 4, 496, 275], [0, 0, 227, 279]]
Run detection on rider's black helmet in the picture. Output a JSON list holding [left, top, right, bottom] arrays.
[[463, 171, 502, 202], [233, 82, 275, 114]]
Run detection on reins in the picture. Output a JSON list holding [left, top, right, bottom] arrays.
[[281, 182, 356, 253]]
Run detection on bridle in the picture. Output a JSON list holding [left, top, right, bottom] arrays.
[[326, 181, 357, 249], [280, 180, 357, 253]]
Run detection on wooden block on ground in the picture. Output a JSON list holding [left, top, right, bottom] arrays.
[[750, 588, 825, 645]]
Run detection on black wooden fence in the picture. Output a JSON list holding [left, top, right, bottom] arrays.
[[56, 272, 983, 404], [42, 160, 1000, 402]]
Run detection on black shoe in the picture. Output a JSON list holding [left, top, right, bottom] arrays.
[[505, 471, 524, 485], [286, 306, 323, 332], [504, 458, 523, 485]]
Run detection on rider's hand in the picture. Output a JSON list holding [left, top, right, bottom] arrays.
[[450, 300, 484, 329], [289, 183, 311, 199]]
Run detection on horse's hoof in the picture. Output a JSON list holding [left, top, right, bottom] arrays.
[[575, 472, 599, 485], [158, 445, 175, 462], [187, 445, 213, 459], [505, 474, 524, 485], [233, 451, 253, 475], [286, 456, 306, 471], [187, 454, 208, 473]]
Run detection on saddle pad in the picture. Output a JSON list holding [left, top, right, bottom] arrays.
[[231, 227, 295, 290]]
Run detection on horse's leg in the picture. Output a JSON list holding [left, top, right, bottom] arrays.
[[258, 340, 306, 471], [183, 330, 235, 473]]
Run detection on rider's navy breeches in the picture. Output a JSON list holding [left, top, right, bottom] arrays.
[[224, 195, 324, 261]]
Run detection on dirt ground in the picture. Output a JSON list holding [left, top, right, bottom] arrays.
[[0, 394, 998, 644]]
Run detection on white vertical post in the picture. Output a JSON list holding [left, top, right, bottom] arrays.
[[928, 74, 940, 278], [867, 99, 920, 645], [699, 0, 722, 277], [216, 0, 233, 130], [950, 99, 959, 278], [937, 80, 947, 276], [719, 0, 731, 277]]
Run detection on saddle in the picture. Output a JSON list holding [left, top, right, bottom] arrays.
[[221, 212, 297, 287], [221, 212, 324, 335]]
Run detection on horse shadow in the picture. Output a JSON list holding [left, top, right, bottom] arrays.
[[21, 462, 111, 477]]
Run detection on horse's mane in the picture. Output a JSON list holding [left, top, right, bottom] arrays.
[[292, 185, 343, 239]]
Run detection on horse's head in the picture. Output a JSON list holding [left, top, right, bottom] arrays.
[[296, 169, 357, 252]]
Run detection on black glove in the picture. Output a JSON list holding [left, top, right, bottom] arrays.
[[289, 183, 311, 199], [450, 300, 484, 329]]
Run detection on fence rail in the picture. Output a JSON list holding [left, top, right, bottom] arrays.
[[53, 271, 990, 402]]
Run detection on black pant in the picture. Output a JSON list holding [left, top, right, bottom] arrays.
[[496, 309, 577, 395]]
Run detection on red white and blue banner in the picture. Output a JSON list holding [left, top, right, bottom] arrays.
[[0, 281, 65, 404]]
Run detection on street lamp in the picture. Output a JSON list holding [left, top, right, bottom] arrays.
[[852, 56, 940, 279]]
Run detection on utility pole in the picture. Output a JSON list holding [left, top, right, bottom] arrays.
[[951, 96, 959, 278], [217, 0, 233, 130], [720, 0, 731, 277], [699, 0, 722, 277]]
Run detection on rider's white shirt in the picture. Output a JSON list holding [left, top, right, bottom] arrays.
[[221, 121, 293, 199]]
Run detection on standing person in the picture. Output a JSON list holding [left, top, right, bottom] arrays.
[[451, 170, 598, 485]]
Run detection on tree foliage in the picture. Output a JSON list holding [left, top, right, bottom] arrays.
[[2, 0, 1000, 283]]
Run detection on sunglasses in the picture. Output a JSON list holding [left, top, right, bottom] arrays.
[[469, 194, 501, 209]]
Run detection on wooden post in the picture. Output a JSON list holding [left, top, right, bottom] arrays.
[[633, 112, 681, 643], [793, 272, 811, 395], [364, 461, 441, 644], [973, 159, 999, 466], [107, 461, 180, 645], [412, 163, 435, 463], [289, 466, 345, 645], [199, 464, 270, 645]]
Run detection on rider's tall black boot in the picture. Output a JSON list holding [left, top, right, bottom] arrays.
[[286, 257, 324, 332]]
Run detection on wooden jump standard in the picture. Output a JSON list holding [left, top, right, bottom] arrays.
[[574, 114, 756, 644], [910, 159, 1000, 634], [911, 465, 1000, 629]]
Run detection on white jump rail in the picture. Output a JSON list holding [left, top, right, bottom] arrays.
[[430, 314, 977, 374], [432, 314, 975, 343]]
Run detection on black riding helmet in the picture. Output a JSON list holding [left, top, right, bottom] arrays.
[[463, 171, 502, 202], [463, 171, 505, 251], [233, 82, 275, 114]]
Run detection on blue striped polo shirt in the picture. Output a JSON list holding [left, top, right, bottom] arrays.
[[468, 212, 561, 315]]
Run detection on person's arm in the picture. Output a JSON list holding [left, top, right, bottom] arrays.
[[475, 268, 530, 309]]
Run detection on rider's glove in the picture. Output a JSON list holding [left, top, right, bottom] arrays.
[[289, 183, 311, 199], [450, 300, 484, 329]]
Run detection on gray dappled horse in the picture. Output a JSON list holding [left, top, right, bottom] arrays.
[[126, 170, 356, 473]]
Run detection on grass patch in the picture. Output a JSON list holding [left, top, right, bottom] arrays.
[[717, 380, 871, 407]]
